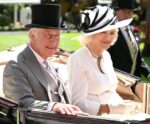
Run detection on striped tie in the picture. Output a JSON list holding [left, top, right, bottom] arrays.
[[43, 60, 66, 103], [43, 60, 58, 81], [125, 26, 138, 59]]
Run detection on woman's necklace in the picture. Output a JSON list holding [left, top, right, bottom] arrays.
[[86, 45, 104, 74], [97, 56, 104, 74]]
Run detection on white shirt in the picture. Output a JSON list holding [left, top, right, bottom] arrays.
[[67, 47, 123, 115]]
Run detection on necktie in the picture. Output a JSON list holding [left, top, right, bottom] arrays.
[[97, 56, 104, 74], [43, 60, 66, 103], [125, 26, 138, 60], [43, 60, 58, 81]]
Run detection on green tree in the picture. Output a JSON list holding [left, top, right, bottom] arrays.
[[0, 14, 10, 29], [0, 5, 14, 30], [142, 0, 150, 56]]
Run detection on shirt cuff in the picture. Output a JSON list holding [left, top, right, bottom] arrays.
[[47, 102, 57, 111]]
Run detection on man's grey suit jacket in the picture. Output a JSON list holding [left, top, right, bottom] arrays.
[[3, 46, 70, 110]]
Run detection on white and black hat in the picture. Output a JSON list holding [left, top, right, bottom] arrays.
[[80, 5, 132, 36]]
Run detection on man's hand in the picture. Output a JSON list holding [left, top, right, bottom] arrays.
[[52, 103, 83, 115]]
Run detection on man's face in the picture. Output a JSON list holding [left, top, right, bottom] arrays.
[[29, 28, 60, 59], [117, 9, 133, 21]]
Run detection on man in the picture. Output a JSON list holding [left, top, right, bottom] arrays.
[[108, 0, 150, 80], [3, 4, 82, 115]]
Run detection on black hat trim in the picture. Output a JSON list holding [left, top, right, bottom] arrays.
[[25, 24, 66, 29], [84, 16, 116, 33], [90, 8, 99, 28], [90, 8, 109, 28]]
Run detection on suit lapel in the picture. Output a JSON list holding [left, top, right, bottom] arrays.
[[22, 46, 49, 92], [57, 73, 70, 104], [21, 46, 70, 103]]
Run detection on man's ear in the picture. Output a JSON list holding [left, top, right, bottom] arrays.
[[29, 29, 36, 41]]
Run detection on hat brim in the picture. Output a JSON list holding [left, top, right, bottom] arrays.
[[115, 7, 140, 11], [72, 18, 132, 40], [25, 24, 66, 30], [83, 18, 132, 36]]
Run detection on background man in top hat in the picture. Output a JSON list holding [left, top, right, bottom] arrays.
[[3, 4, 82, 115], [108, 0, 150, 83]]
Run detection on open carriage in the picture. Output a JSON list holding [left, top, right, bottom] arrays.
[[0, 45, 150, 124]]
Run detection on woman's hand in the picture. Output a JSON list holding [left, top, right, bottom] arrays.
[[109, 100, 142, 114]]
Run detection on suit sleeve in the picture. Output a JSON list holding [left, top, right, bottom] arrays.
[[136, 50, 150, 78], [3, 61, 49, 110]]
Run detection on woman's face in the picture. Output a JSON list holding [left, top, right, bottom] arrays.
[[29, 28, 60, 59], [91, 29, 118, 50]]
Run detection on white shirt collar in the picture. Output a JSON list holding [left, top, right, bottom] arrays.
[[29, 45, 45, 65]]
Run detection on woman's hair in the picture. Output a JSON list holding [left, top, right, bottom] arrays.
[[80, 35, 92, 46], [80, 28, 119, 46]]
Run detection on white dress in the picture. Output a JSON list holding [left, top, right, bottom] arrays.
[[67, 46, 123, 115]]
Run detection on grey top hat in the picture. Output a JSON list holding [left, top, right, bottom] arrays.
[[25, 4, 65, 29]]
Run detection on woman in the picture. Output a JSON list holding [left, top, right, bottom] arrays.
[[67, 5, 142, 115]]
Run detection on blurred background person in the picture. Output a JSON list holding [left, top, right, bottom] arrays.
[[108, 0, 150, 83]]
